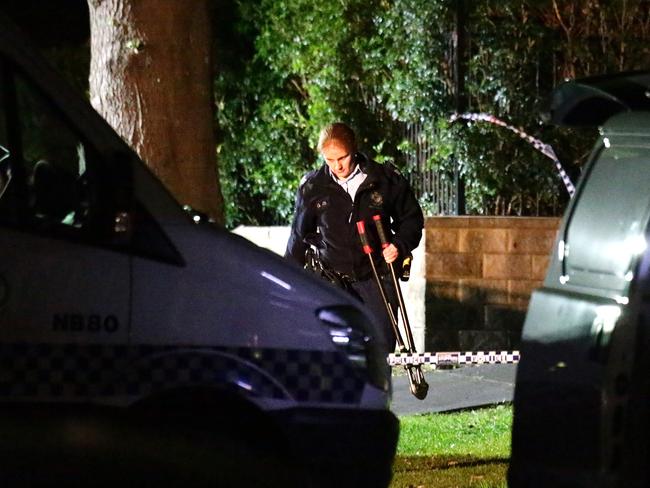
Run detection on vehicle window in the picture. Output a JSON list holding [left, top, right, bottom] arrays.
[[0, 62, 109, 238], [0, 61, 181, 264], [565, 144, 650, 291], [0, 65, 10, 200], [0, 144, 9, 199], [13, 70, 91, 229]]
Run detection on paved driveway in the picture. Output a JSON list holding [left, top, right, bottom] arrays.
[[390, 364, 517, 415]]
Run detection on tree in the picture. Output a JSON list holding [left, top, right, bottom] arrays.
[[87, 0, 224, 222]]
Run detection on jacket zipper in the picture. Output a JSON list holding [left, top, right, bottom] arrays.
[[315, 169, 377, 278]]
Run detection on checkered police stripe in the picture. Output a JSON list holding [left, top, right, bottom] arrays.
[[388, 350, 520, 367], [0, 344, 364, 405], [237, 347, 365, 404]]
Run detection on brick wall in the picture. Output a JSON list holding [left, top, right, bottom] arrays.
[[424, 216, 561, 351]]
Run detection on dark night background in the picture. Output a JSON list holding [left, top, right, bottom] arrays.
[[2, 0, 89, 46]]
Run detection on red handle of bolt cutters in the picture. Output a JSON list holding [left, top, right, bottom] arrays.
[[373, 215, 390, 249], [356, 220, 373, 255]]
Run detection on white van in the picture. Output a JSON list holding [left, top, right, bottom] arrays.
[[509, 71, 650, 488], [0, 13, 397, 487]]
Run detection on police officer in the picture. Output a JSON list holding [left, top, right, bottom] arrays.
[[285, 122, 424, 352]]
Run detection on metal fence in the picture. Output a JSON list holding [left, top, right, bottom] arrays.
[[404, 122, 461, 216]]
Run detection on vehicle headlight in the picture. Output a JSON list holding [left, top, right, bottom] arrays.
[[317, 305, 388, 390], [318, 306, 370, 368]]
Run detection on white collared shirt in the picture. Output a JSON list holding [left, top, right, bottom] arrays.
[[331, 164, 367, 201]]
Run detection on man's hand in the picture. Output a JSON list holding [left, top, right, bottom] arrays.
[[382, 243, 399, 264]]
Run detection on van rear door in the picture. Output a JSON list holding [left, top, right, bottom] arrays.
[[511, 115, 650, 484]]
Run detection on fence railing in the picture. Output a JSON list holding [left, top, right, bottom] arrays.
[[404, 122, 460, 216]]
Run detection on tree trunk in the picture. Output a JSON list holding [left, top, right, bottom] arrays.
[[87, 0, 224, 223]]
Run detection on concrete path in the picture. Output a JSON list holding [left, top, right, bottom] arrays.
[[390, 364, 517, 416]]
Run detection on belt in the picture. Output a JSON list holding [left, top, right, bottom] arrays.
[[332, 270, 357, 284]]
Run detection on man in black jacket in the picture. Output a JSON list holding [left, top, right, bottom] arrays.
[[285, 122, 424, 351]]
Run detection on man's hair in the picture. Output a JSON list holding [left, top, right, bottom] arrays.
[[317, 122, 356, 153]]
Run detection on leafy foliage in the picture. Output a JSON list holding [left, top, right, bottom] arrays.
[[454, 0, 650, 215], [214, 0, 650, 226], [214, 0, 451, 227]]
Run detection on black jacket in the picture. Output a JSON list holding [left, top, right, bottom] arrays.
[[285, 153, 424, 281]]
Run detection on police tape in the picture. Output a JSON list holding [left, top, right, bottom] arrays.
[[450, 112, 576, 198], [388, 350, 520, 367]]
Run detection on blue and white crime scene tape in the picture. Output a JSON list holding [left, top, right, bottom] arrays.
[[388, 350, 520, 367]]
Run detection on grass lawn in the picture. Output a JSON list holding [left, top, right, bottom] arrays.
[[390, 405, 512, 488]]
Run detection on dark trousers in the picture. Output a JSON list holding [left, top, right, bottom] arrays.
[[351, 274, 399, 354]]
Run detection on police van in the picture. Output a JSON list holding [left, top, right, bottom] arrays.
[[0, 13, 397, 487], [509, 72, 650, 488]]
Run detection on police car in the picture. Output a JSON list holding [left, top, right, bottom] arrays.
[[0, 12, 397, 487]]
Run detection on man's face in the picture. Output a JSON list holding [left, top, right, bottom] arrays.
[[321, 140, 354, 180]]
